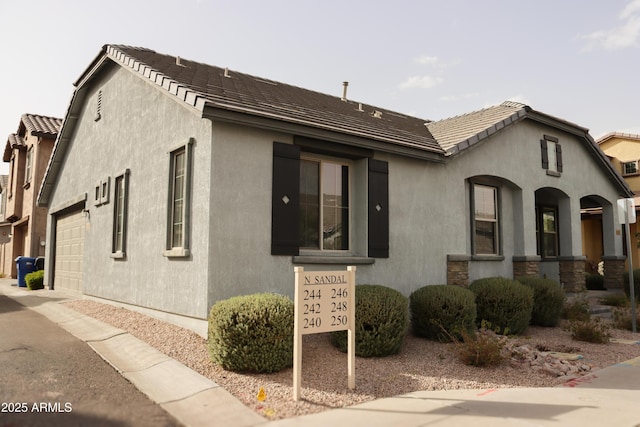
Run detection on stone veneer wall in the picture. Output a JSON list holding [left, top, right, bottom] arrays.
[[601, 256, 625, 289], [512, 256, 540, 279], [447, 255, 469, 287], [559, 257, 586, 291]]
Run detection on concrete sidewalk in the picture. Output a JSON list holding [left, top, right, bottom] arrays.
[[2, 280, 640, 427]]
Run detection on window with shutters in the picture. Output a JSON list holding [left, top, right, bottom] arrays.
[[271, 141, 388, 259], [540, 135, 562, 176]]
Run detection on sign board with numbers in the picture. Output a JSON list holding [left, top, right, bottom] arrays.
[[293, 266, 355, 401]]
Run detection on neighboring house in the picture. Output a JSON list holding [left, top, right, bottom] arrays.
[[3, 114, 62, 278], [593, 132, 640, 272], [0, 175, 12, 276], [36, 45, 632, 335]]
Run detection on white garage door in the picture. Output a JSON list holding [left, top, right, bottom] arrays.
[[55, 210, 85, 292]]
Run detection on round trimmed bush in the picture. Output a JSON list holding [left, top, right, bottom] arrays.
[[469, 277, 533, 335], [25, 270, 45, 290], [585, 273, 605, 291], [208, 293, 294, 373], [331, 284, 409, 357], [516, 277, 565, 327], [409, 284, 476, 341]]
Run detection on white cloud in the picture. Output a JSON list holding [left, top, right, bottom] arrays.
[[581, 1, 640, 51], [414, 55, 439, 65], [399, 75, 444, 90]]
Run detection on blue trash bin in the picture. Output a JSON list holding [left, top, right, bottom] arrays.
[[16, 256, 36, 288]]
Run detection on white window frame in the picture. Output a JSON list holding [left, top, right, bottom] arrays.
[[623, 161, 639, 176], [111, 169, 130, 258], [164, 139, 193, 257], [299, 154, 351, 253], [472, 183, 500, 256]]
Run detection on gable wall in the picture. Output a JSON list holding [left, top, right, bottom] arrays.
[[45, 65, 213, 318]]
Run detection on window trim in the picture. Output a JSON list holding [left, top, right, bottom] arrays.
[[541, 135, 562, 176], [111, 169, 130, 259], [470, 181, 501, 256], [299, 153, 352, 253], [623, 160, 639, 176], [164, 138, 193, 258], [537, 206, 559, 259], [24, 146, 33, 186]]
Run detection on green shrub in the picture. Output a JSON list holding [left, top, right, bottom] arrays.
[[331, 285, 409, 357], [567, 318, 611, 343], [516, 277, 565, 327], [208, 293, 294, 373], [454, 325, 506, 367], [622, 269, 640, 301], [25, 270, 45, 290], [409, 285, 476, 342], [469, 277, 533, 335], [585, 274, 606, 290]]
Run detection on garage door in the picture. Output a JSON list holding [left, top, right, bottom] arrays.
[[55, 210, 85, 292]]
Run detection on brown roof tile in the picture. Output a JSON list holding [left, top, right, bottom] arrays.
[[20, 113, 62, 137], [107, 45, 442, 155]]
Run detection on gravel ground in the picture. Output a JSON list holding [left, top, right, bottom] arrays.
[[63, 299, 640, 421]]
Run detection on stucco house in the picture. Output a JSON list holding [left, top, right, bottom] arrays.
[[3, 114, 62, 278], [589, 132, 640, 271], [37, 45, 631, 335], [0, 175, 12, 276]]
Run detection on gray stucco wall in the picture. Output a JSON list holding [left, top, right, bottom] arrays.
[[43, 63, 626, 326], [45, 65, 213, 319]]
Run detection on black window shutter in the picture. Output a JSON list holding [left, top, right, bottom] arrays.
[[556, 144, 563, 172], [540, 139, 549, 169], [368, 159, 389, 258], [271, 142, 300, 255]]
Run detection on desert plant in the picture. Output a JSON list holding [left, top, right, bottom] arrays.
[[453, 324, 506, 367], [409, 284, 476, 342], [612, 306, 640, 331], [563, 293, 591, 321], [331, 284, 409, 357], [516, 277, 565, 327], [469, 277, 533, 335], [25, 270, 45, 290], [208, 293, 294, 373], [567, 318, 611, 343], [599, 293, 629, 307], [622, 269, 640, 302]]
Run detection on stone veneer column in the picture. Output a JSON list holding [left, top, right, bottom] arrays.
[[601, 256, 625, 289], [558, 256, 586, 292], [447, 255, 470, 287], [512, 256, 541, 279]]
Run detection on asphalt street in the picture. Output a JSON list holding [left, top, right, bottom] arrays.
[[0, 293, 181, 427]]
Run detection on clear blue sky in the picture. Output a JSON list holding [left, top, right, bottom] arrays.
[[1, 0, 639, 175]]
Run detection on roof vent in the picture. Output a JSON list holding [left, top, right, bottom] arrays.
[[224, 67, 231, 78], [176, 56, 184, 67], [372, 110, 383, 119], [358, 103, 364, 112], [341, 81, 349, 101]]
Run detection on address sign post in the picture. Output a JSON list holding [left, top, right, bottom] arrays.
[[293, 266, 356, 401]]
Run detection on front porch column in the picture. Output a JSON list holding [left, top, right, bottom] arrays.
[[512, 255, 541, 279], [559, 256, 586, 291], [447, 255, 470, 287], [601, 255, 625, 289]]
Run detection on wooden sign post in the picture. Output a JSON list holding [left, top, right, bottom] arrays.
[[293, 266, 356, 401]]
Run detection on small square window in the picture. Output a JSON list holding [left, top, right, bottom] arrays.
[[623, 161, 638, 176]]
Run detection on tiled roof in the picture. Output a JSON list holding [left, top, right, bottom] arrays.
[[426, 101, 529, 155], [20, 113, 62, 137], [596, 132, 640, 145], [105, 45, 442, 155], [7, 133, 24, 148]]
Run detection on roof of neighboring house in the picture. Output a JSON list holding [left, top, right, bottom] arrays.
[[37, 44, 634, 205], [3, 113, 62, 162], [596, 132, 640, 145]]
